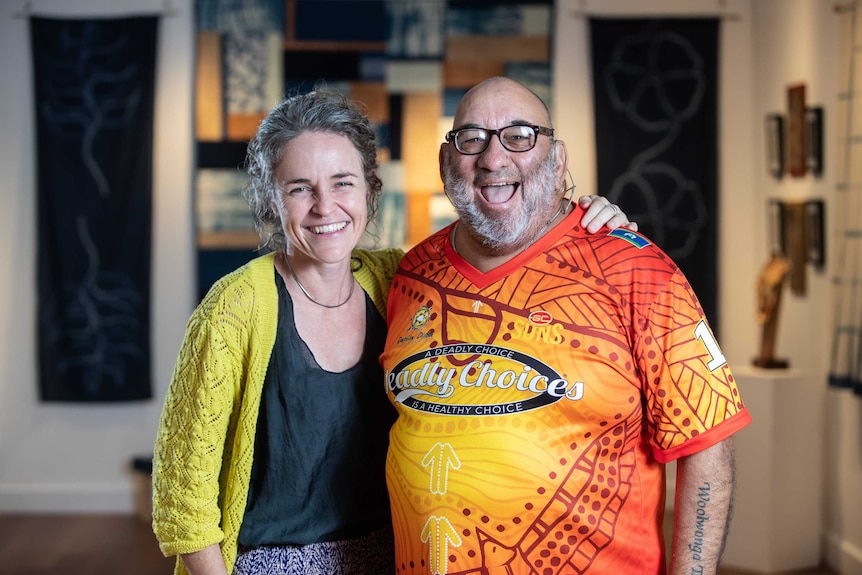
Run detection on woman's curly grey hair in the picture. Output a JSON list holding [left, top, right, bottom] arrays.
[[243, 89, 382, 253]]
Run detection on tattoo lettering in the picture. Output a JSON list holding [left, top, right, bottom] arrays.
[[689, 482, 711, 574]]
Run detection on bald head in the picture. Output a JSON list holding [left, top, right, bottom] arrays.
[[454, 77, 552, 130]]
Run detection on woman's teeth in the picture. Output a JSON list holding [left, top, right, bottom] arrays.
[[311, 222, 347, 234]]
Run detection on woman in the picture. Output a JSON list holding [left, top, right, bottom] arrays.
[[152, 89, 633, 575]]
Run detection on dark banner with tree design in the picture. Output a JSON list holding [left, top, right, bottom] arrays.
[[590, 18, 719, 332], [31, 16, 158, 401]]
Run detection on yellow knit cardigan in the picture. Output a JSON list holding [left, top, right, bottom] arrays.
[[152, 248, 403, 575]]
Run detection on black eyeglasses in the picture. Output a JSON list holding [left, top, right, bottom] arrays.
[[445, 124, 554, 155]]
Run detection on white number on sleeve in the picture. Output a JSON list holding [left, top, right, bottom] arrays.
[[694, 320, 727, 371]]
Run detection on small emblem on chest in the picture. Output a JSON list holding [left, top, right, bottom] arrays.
[[410, 304, 432, 331], [529, 310, 552, 325]]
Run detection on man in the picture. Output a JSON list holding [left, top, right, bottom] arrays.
[[380, 77, 751, 575]]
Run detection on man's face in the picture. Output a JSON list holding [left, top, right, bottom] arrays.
[[440, 80, 567, 255]]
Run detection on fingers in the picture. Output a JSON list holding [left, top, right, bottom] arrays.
[[577, 195, 634, 233], [577, 194, 602, 208]]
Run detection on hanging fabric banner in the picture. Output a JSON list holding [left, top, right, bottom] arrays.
[[31, 16, 158, 402], [590, 18, 719, 332]]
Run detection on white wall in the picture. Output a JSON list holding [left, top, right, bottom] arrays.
[[752, 0, 835, 372], [0, 0, 194, 512], [752, 2, 862, 574]]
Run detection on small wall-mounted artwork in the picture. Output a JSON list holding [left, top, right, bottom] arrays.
[[768, 198, 785, 254], [786, 84, 807, 177], [767, 198, 827, 298], [783, 201, 808, 295], [805, 106, 824, 176], [805, 199, 825, 270], [766, 114, 784, 179]]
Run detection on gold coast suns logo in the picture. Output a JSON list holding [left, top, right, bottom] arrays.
[[518, 309, 564, 343], [529, 310, 552, 325]]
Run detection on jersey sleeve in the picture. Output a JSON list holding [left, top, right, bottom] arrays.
[[636, 268, 751, 463]]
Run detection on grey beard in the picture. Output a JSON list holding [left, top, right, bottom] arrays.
[[443, 154, 560, 254]]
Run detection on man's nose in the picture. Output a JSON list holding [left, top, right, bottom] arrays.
[[476, 134, 510, 171]]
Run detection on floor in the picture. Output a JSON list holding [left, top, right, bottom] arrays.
[[0, 513, 840, 575], [720, 569, 836, 575], [0, 514, 175, 575]]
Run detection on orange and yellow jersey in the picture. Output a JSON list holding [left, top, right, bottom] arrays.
[[380, 205, 751, 575]]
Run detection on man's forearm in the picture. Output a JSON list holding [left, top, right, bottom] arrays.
[[669, 438, 736, 575]]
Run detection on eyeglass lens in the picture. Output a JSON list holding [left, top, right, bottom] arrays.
[[454, 125, 537, 154]]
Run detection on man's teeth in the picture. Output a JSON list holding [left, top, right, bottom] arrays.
[[311, 222, 347, 234]]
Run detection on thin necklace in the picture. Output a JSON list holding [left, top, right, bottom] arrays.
[[282, 253, 355, 309], [450, 198, 569, 256]]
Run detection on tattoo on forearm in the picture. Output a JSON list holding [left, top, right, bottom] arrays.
[[689, 482, 711, 574]]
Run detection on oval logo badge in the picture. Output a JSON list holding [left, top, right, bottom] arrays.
[[529, 310, 552, 325]]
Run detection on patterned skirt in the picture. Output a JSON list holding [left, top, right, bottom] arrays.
[[233, 526, 395, 575]]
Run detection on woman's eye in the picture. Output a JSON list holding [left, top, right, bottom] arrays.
[[288, 186, 311, 195]]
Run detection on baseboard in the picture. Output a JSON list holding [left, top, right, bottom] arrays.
[[824, 530, 862, 575], [0, 481, 136, 513]]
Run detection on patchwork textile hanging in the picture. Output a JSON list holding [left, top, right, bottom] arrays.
[[31, 16, 158, 402]]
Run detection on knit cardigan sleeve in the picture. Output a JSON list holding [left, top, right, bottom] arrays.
[[152, 253, 278, 573]]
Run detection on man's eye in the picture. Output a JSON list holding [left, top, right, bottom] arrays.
[[460, 131, 485, 143]]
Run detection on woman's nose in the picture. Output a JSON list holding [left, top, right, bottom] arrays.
[[313, 191, 335, 216]]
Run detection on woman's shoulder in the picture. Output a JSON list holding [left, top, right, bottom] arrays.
[[352, 248, 405, 318], [353, 247, 405, 275], [196, 252, 278, 316]]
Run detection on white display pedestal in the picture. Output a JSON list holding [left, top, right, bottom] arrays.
[[721, 367, 825, 573]]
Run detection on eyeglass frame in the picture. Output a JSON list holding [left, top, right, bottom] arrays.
[[445, 124, 555, 155]]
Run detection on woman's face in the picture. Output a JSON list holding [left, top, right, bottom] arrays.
[[272, 131, 368, 266]]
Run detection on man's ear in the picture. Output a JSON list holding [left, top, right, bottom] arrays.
[[439, 143, 448, 183], [553, 140, 568, 181]]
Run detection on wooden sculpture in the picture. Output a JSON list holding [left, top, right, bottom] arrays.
[[753, 253, 792, 368]]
